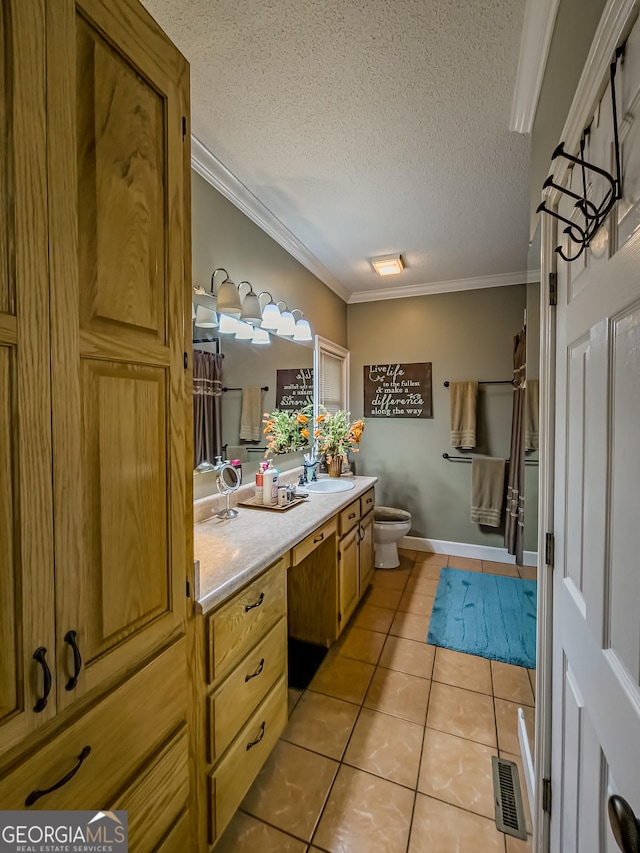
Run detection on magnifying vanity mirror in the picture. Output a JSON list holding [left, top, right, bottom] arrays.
[[215, 459, 242, 519]]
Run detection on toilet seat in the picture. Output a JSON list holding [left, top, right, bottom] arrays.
[[374, 506, 411, 523]]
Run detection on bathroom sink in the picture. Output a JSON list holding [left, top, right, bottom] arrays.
[[304, 479, 355, 494]]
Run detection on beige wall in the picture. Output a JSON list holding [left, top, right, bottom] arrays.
[[192, 172, 347, 346], [530, 0, 607, 237], [347, 285, 528, 548]]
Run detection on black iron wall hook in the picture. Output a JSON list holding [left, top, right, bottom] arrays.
[[537, 46, 625, 262]]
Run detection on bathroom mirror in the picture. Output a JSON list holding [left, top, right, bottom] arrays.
[[193, 330, 313, 499]]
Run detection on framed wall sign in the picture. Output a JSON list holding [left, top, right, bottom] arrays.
[[276, 367, 314, 411], [363, 362, 432, 418]]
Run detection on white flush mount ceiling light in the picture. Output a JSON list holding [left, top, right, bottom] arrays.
[[371, 253, 405, 276]]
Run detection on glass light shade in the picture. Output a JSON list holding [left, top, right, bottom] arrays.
[[251, 327, 270, 345], [240, 290, 263, 326], [277, 310, 296, 337], [194, 305, 218, 328], [218, 313, 239, 335], [293, 318, 312, 341], [215, 279, 242, 316], [260, 301, 281, 330], [234, 319, 253, 340]]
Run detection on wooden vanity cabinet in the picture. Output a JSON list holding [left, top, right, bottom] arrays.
[[197, 558, 288, 847], [0, 0, 193, 845], [337, 487, 375, 634]]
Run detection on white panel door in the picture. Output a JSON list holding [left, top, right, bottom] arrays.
[[550, 20, 640, 852]]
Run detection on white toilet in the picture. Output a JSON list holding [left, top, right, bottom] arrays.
[[373, 506, 412, 568]]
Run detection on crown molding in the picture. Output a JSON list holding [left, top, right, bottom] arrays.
[[348, 270, 529, 304], [191, 136, 350, 302], [510, 0, 561, 133]]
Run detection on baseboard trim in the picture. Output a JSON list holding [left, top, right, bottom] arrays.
[[400, 535, 538, 567]]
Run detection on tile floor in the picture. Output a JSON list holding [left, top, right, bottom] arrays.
[[215, 551, 536, 852]]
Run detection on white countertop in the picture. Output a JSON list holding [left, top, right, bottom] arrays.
[[194, 475, 378, 614]]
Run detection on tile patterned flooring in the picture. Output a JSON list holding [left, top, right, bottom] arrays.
[[215, 551, 536, 852]]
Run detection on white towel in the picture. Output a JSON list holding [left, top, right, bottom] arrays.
[[239, 387, 262, 441], [471, 456, 505, 527], [449, 382, 478, 448]]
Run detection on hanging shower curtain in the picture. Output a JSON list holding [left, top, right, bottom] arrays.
[[505, 328, 526, 565], [193, 350, 223, 468]]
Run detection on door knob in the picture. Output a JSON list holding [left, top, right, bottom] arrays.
[[609, 795, 640, 853]]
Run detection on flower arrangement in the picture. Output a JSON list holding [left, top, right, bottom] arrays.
[[314, 409, 365, 461], [263, 405, 312, 456]]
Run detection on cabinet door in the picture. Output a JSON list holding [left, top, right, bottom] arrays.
[[46, 0, 191, 708], [0, 0, 56, 752], [338, 528, 359, 630], [359, 513, 375, 594]]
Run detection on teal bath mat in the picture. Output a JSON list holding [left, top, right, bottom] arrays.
[[427, 568, 537, 669]]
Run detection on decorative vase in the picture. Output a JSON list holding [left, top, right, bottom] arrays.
[[328, 455, 343, 478]]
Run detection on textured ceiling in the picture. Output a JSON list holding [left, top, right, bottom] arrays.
[[141, 0, 531, 299]]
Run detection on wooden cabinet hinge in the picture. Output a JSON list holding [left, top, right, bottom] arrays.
[[186, 579, 190, 598], [542, 778, 552, 814], [182, 116, 187, 139], [183, 351, 188, 369], [549, 272, 557, 306], [545, 532, 555, 568], [338, 612, 342, 623]]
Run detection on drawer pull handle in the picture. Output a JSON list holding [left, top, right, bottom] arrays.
[[246, 721, 266, 751], [348, 512, 357, 520], [245, 658, 265, 682], [33, 647, 52, 713], [366, 498, 373, 504], [25, 746, 91, 806], [64, 630, 82, 691], [314, 533, 324, 543], [245, 592, 264, 612]]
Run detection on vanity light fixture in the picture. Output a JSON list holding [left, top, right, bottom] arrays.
[[212, 268, 242, 317], [292, 310, 312, 342], [276, 301, 296, 337], [251, 327, 270, 345], [194, 305, 218, 328], [234, 319, 254, 340], [371, 253, 405, 276], [218, 313, 239, 335], [259, 292, 282, 331], [238, 281, 263, 326]]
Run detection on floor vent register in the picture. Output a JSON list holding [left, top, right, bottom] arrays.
[[492, 755, 528, 840]]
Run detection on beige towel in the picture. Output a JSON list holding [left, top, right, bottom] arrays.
[[471, 456, 505, 527], [524, 379, 539, 451], [449, 381, 478, 448], [239, 387, 262, 441], [225, 445, 248, 463]]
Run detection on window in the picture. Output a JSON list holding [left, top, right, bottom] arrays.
[[314, 336, 350, 417]]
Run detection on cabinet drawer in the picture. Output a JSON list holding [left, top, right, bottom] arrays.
[[339, 499, 360, 537], [208, 677, 287, 844], [360, 487, 375, 518], [207, 556, 287, 684], [111, 725, 190, 853], [0, 640, 187, 810], [207, 617, 287, 764], [155, 811, 191, 853], [292, 517, 337, 566]]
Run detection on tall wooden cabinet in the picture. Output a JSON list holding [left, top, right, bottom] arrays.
[[0, 0, 193, 847]]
